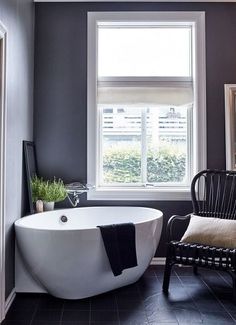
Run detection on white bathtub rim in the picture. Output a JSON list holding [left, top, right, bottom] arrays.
[[14, 206, 163, 231]]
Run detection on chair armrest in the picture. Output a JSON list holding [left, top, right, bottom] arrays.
[[167, 214, 191, 242]]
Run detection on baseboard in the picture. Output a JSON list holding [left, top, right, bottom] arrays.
[[151, 257, 166, 265], [5, 288, 16, 315]]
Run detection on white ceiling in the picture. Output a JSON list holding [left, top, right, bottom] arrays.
[[34, 0, 236, 2]]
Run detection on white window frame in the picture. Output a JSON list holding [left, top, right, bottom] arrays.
[[87, 11, 206, 201]]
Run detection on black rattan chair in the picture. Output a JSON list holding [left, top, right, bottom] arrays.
[[163, 169, 236, 300]]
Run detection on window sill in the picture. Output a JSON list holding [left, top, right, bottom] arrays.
[[87, 187, 191, 201]]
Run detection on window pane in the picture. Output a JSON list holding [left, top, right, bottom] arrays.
[[102, 107, 142, 184], [98, 27, 191, 77], [147, 107, 188, 183], [100, 106, 189, 185]]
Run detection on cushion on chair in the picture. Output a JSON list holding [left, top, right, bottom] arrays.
[[181, 215, 236, 249]]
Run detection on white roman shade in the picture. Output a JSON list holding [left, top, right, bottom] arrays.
[[97, 86, 193, 107]]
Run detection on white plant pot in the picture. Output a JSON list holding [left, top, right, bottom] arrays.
[[36, 200, 44, 213], [43, 201, 55, 211]]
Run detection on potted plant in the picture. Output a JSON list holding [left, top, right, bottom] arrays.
[[31, 176, 67, 211]]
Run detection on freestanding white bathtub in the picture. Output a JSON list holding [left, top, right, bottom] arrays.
[[15, 206, 163, 299]]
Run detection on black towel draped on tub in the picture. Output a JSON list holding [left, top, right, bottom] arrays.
[[97, 223, 138, 276]]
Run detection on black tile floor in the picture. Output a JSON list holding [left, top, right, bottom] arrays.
[[2, 265, 236, 325]]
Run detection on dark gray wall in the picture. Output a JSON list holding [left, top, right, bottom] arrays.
[[0, 0, 35, 298], [34, 3, 236, 257]]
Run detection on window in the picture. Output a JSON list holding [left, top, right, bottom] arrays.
[[88, 12, 206, 200]]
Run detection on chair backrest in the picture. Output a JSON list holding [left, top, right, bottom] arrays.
[[191, 169, 236, 219]]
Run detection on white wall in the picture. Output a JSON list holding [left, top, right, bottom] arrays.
[[0, 0, 35, 298]]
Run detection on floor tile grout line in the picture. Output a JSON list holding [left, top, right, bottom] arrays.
[[28, 298, 40, 325], [166, 267, 184, 325], [201, 276, 236, 322], [176, 269, 236, 323], [162, 268, 189, 325], [59, 300, 65, 325], [114, 294, 120, 325], [174, 269, 197, 292], [140, 267, 165, 324], [216, 268, 236, 319], [174, 268, 206, 322], [217, 269, 233, 286], [5, 266, 236, 325], [89, 298, 92, 325]]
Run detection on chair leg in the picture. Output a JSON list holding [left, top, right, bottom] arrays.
[[193, 266, 198, 275], [163, 258, 173, 294]]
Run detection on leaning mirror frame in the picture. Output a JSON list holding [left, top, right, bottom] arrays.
[[225, 84, 236, 171]]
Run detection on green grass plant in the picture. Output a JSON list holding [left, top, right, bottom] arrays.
[[31, 176, 67, 203]]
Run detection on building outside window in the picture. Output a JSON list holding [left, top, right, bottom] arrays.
[[87, 12, 206, 200]]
